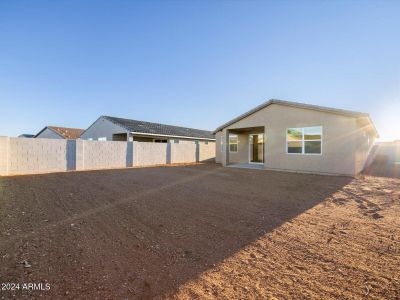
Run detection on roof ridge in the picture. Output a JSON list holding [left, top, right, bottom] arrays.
[[213, 98, 373, 134], [103, 115, 213, 133]]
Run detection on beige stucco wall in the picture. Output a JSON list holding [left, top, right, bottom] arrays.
[[216, 103, 375, 176]]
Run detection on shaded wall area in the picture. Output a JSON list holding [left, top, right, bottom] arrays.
[[0, 137, 215, 176]]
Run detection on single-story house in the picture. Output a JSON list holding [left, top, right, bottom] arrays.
[[214, 99, 378, 176], [35, 126, 84, 139], [80, 116, 215, 144]]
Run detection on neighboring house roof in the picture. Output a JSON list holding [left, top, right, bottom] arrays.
[[101, 116, 215, 140], [214, 99, 379, 136], [35, 126, 84, 139]]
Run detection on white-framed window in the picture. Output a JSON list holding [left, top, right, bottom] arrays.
[[286, 126, 322, 155], [98, 137, 107, 141], [229, 134, 238, 153]]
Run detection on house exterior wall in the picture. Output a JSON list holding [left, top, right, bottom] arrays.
[[36, 128, 63, 139], [354, 127, 372, 174], [80, 117, 128, 141], [216, 103, 375, 176]]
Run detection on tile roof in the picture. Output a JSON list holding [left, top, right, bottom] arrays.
[[35, 126, 84, 139], [103, 116, 215, 140]]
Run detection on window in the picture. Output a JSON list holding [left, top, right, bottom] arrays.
[[98, 137, 107, 141], [173, 139, 179, 144], [229, 134, 238, 153], [220, 141, 224, 152], [154, 139, 168, 143], [205, 141, 208, 145], [287, 126, 322, 155]]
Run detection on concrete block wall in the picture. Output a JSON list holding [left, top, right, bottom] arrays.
[[134, 142, 168, 166], [0, 137, 10, 176], [81, 140, 129, 170], [198, 143, 216, 162], [0, 137, 216, 176], [7, 138, 68, 175], [171, 143, 196, 164]]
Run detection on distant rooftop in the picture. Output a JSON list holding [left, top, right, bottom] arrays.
[[103, 116, 215, 140], [35, 126, 84, 139]]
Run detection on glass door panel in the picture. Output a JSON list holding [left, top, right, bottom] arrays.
[[249, 134, 264, 163]]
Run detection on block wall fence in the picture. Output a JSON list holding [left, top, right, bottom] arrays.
[[0, 137, 215, 176]]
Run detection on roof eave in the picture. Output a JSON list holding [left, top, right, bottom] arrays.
[[213, 99, 370, 134], [130, 131, 215, 141]]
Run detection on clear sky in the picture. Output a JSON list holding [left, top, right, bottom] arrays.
[[0, 1, 399, 140]]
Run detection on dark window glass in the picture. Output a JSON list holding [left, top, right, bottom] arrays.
[[305, 141, 321, 154], [287, 141, 302, 153]]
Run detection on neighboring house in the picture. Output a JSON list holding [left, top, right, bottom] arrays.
[[35, 126, 84, 139], [18, 134, 35, 138], [214, 99, 378, 176], [80, 116, 215, 144]]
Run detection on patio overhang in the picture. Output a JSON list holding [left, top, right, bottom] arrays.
[[227, 126, 264, 134]]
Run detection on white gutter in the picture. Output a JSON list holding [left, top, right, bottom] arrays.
[[130, 131, 215, 141]]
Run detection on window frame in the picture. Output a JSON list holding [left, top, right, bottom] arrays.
[[229, 134, 238, 153], [286, 126, 322, 155]]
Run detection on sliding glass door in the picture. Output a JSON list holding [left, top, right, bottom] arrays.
[[249, 134, 264, 163]]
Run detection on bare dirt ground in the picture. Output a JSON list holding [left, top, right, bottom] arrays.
[[0, 164, 399, 299]]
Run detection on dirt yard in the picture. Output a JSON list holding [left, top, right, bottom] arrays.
[[0, 164, 399, 299]]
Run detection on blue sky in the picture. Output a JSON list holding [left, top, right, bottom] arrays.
[[0, 1, 399, 140]]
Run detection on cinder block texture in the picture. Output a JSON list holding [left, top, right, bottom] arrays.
[[134, 142, 168, 166], [198, 143, 216, 162], [7, 138, 68, 175], [0, 136, 10, 176], [81, 140, 129, 170], [171, 143, 196, 164], [0, 138, 216, 176]]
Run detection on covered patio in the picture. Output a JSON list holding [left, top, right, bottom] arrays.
[[223, 126, 266, 168]]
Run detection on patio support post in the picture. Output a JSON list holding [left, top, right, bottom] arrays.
[[223, 129, 230, 166], [263, 126, 267, 166]]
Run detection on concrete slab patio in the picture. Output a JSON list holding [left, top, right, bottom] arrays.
[[0, 164, 399, 299]]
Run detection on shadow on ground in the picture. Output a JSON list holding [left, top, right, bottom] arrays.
[[0, 164, 352, 299]]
